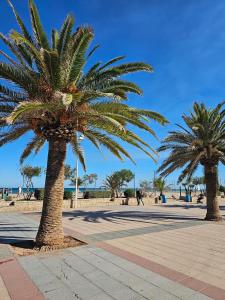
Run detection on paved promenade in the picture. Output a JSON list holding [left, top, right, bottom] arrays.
[[0, 202, 225, 299]]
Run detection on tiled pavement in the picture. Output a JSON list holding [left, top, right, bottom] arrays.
[[0, 203, 225, 299]]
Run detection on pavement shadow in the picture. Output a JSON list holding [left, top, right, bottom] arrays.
[[63, 209, 203, 224], [0, 236, 31, 244], [0, 222, 37, 245]]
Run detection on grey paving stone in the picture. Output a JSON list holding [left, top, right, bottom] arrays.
[[63, 252, 97, 275], [86, 220, 204, 241], [0, 245, 12, 260], [109, 286, 148, 300], [45, 287, 82, 300], [184, 293, 213, 300], [41, 255, 104, 299], [85, 269, 126, 290], [132, 281, 180, 299], [90, 293, 114, 300], [74, 249, 132, 276], [19, 256, 58, 285]]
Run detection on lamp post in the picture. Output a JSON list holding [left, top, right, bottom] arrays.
[[71, 134, 84, 209]]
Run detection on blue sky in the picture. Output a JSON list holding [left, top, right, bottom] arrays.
[[0, 0, 225, 188]]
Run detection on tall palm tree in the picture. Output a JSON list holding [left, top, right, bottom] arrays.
[[0, 0, 167, 246], [158, 102, 225, 221]]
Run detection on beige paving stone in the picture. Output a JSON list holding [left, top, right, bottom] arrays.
[[0, 275, 10, 300]]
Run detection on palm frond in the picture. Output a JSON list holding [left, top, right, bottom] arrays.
[[29, 0, 50, 49]]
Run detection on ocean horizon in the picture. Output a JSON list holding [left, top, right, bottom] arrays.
[[2, 187, 184, 194], [2, 187, 100, 194]]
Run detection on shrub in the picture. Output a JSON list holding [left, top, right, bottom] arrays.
[[124, 189, 135, 198], [5, 195, 13, 201], [34, 189, 44, 200], [64, 190, 73, 199], [83, 190, 111, 199]]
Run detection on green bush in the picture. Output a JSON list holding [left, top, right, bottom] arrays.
[[34, 189, 44, 200], [64, 190, 73, 199], [5, 195, 13, 201], [83, 190, 111, 199], [124, 189, 135, 198]]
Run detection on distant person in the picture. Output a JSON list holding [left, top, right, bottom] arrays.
[[197, 193, 204, 204], [17, 186, 22, 198], [136, 189, 144, 206]]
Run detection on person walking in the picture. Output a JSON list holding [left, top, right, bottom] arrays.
[[136, 189, 144, 206], [17, 186, 22, 198], [139, 189, 144, 205], [136, 189, 141, 205]]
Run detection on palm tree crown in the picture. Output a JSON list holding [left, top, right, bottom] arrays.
[[158, 102, 225, 182], [0, 0, 167, 168]]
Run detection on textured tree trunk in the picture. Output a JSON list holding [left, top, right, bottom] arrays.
[[36, 139, 67, 246], [204, 163, 222, 221], [110, 189, 115, 201]]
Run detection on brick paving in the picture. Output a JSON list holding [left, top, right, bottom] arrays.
[[0, 202, 225, 299]]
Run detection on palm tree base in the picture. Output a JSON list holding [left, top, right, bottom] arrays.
[[36, 235, 64, 247], [35, 235, 82, 250], [204, 212, 222, 221]]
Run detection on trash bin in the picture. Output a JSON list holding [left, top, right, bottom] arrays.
[[161, 195, 167, 203], [185, 194, 191, 202]]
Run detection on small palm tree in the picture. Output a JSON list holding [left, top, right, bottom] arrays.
[[158, 102, 225, 221], [0, 1, 167, 246], [153, 177, 169, 196], [104, 174, 120, 201], [88, 173, 98, 187]]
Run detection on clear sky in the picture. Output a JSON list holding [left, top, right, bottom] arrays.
[[0, 0, 225, 188]]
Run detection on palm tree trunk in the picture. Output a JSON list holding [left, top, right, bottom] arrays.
[[36, 139, 67, 246], [204, 163, 222, 221]]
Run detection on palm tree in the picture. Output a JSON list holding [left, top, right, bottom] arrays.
[[88, 173, 98, 187], [0, 0, 167, 246], [158, 102, 225, 221], [104, 173, 120, 201], [153, 177, 169, 196]]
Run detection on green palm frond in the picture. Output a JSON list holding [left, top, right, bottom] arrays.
[[84, 129, 134, 162], [87, 44, 99, 59], [0, 126, 30, 146], [0, 62, 36, 89], [29, 0, 50, 49], [57, 15, 75, 55], [70, 137, 86, 170], [6, 101, 54, 124], [7, 0, 33, 43], [20, 135, 45, 164], [98, 56, 125, 71], [67, 27, 94, 85], [0, 84, 26, 102]]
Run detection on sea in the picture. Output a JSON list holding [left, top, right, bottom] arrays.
[[4, 187, 182, 194], [5, 187, 101, 194]]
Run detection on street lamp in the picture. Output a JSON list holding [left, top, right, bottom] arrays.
[[71, 134, 84, 209]]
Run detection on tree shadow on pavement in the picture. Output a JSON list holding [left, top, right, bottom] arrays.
[[63, 209, 203, 224]]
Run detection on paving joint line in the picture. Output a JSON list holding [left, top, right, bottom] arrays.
[[85, 220, 206, 241]]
